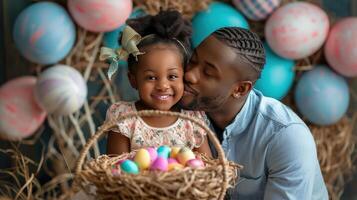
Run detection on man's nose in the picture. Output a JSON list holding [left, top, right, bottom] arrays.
[[184, 65, 199, 84]]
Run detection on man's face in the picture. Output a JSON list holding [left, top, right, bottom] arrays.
[[180, 36, 243, 112]]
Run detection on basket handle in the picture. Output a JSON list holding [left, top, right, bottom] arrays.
[[75, 110, 229, 200]]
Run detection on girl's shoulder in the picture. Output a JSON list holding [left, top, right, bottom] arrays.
[[107, 101, 136, 116]]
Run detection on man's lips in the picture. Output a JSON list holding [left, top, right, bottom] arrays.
[[184, 85, 198, 95]]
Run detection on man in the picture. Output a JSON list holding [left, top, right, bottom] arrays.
[[180, 27, 328, 199]]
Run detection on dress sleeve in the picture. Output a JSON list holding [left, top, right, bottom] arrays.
[[186, 111, 210, 148], [104, 101, 135, 138]]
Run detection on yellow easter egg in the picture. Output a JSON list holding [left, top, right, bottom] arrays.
[[168, 162, 184, 171], [177, 147, 195, 165], [170, 146, 181, 158], [134, 148, 151, 170]]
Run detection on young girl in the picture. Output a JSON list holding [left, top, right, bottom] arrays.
[[104, 10, 212, 157]]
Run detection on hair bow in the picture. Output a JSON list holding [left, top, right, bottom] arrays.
[[99, 26, 146, 80]]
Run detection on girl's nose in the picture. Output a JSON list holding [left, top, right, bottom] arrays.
[[156, 79, 170, 91]]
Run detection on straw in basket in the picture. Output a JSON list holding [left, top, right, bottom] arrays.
[[74, 110, 243, 200]]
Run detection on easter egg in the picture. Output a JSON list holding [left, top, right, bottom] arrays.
[[134, 149, 151, 170], [177, 147, 195, 165], [324, 17, 357, 77], [146, 147, 158, 163], [191, 2, 249, 48], [168, 158, 178, 164], [170, 146, 181, 159], [294, 65, 349, 125], [150, 157, 168, 172], [265, 2, 329, 59], [0, 76, 46, 141], [13, 2, 76, 65], [232, 0, 281, 21], [186, 159, 205, 168], [168, 163, 184, 171], [254, 42, 295, 100], [120, 159, 139, 174], [157, 145, 171, 159], [68, 0, 133, 32], [111, 168, 120, 176], [34, 65, 87, 116]]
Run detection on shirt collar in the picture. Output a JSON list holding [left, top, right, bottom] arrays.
[[224, 89, 260, 136]]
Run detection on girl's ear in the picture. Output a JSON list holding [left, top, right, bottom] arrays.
[[128, 72, 137, 89]]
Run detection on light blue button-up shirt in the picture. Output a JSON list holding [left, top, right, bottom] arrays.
[[211, 89, 328, 200]]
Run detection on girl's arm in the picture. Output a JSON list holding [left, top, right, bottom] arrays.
[[106, 131, 130, 155], [193, 136, 212, 158]]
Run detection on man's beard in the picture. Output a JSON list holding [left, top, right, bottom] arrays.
[[180, 94, 226, 112]]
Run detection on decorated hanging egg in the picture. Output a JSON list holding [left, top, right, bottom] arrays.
[[120, 159, 139, 174], [13, 2, 76, 65], [191, 2, 249, 48], [68, 0, 133, 32], [157, 145, 171, 159], [0, 77, 46, 141], [324, 17, 357, 77], [168, 162, 184, 171], [34, 65, 87, 116], [150, 157, 168, 172], [146, 147, 158, 163], [177, 147, 195, 165], [186, 159, 205, 168], [134, 149, 151, 170], [265, 2, 329, 59], [170, 146, 181, 159], [232, 0, 281, 21]]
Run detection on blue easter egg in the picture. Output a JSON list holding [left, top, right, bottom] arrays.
[[13, 2, 76, 65], [294, 65, 349, 125], [103, 8, 146, 49], [191, 2, 249, 48], [157, 145, 171, 159], [120, 159, 139, 174], [255, 43, 295, 100]]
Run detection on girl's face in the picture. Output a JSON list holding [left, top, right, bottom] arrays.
[[129, 44, 184, 111]]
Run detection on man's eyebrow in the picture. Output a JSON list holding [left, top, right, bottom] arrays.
[[205, 61, 219, 72]]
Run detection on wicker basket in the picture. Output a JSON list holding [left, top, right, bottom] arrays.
[[74, 110, 243, 200]]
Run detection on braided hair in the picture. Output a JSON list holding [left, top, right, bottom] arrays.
[[212, 27, 265, 79], [123, 10, 192, 73]]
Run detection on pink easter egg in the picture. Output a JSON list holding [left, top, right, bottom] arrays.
[[0, 76, 46, 141], [324, 17, 357, 77], [265, 2, 329, 59], [232, 0, 281, 21], [186, 159, 205, 168], [68, 0, 133, 32], [146, 147, 158, 163], [150, 157, 168, 172], [168, 158, 178, 164]]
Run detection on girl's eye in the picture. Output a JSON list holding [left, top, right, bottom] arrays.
[[203, 68, 214, 77], [146, 76, 156, 80], [169, 75, 179, 80]]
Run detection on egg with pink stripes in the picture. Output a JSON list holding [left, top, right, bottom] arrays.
[[265, 2, 329, 59], [324, 17, 357, 77], [0, 76, 46, 141], [68, 0, 133, 32], [35, 65, 87, 116], [13, 2, 76, 65], [232, 0, 281, 21]]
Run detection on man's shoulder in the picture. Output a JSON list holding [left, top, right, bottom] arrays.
[[252, 90, 305, 128]]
